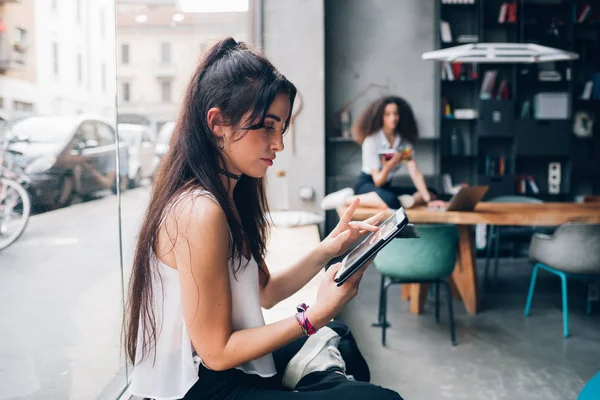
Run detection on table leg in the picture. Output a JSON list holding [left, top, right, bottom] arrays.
[[450, 225, 479, 314], [410, 283, 430, 314], [401, 284, 411, 301]]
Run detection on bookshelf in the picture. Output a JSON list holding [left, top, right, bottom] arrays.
[[438, 0, 600, 201]]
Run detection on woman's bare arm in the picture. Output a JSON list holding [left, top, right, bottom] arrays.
[[163, 196, 324, 371]]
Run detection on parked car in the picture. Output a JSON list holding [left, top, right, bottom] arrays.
[[117, 123, 156, 188], [7, 115, 129, 211], [155, 121, 175, 159]]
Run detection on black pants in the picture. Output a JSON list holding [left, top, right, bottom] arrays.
[[354, 172, 439, 209], [181, 322, 402, 399]]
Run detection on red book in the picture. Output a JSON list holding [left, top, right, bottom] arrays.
[[508, 2, 517, 23], [452, 63, 462, 79]]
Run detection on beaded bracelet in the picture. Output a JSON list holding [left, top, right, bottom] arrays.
[[295, 303, 318, 336]]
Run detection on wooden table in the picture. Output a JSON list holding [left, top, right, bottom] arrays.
[[338, 203, 600, 315]]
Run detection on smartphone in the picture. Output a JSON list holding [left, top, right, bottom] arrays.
[[333, 208, 409, 286], [378, 149, 397, 161]]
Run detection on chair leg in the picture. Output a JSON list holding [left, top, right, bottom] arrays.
[[381, 278, 393, 346], [484, 226, 495, 288], [372, 274, 390, 329], [373, 273, 385, 326], [434, 281, 440, 324], [441, 280, 456, 346], [492, 230, 501, 288], [559, 272, 569, 338], [524, 263, 540, 317], [587, 282, 598, 316]]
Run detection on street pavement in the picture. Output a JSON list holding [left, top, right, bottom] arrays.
[[0, 187, 150, 400]]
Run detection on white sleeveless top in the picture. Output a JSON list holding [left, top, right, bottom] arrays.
[[129, 190, 276, 400]]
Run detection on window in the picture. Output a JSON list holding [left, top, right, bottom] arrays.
[[142, 128, 154, 144], [77, 122, 98, 144], [16, 27, 27, 45], [160, 42, 171, 64], [161, 80, 172, 103], [95, 122, 116, 146], [76, 0, 81, 23], [121, 44, 129, 64], [101, 63, 106, 92], [122, 82, 130, 102], [77, 53, 82, 84], [14, 28, 27, 52], [53, 42, 59, 75], [13, 101, 35, 113]]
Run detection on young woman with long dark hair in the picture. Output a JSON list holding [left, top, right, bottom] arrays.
[[124, 38, 402, 400]]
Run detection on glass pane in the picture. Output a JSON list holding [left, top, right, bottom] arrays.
[[0, 0, 128, 399], [115, 0, 254, 396]]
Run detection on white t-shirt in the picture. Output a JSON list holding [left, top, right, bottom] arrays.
[[128, 190, 276, 400], [361, 130, 414, 181]]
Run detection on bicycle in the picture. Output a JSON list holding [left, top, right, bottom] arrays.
[[0, 134, 32, 251]]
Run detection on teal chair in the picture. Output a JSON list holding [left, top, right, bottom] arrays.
[[525, 223, 600, 337], [578, 371, 600, 400], [372, 224, 459, 346]]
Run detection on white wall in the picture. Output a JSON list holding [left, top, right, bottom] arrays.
[[325, 0, 438, 177], [0, 77, 37, 119], [34, 0, 116, 119], [262, 0, 325, 212]]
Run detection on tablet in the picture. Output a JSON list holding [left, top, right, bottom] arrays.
[[334, 208, 409, 286]]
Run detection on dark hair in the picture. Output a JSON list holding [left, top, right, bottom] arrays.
[[124, 37, 297, 365], [352, 96, 418, 146]]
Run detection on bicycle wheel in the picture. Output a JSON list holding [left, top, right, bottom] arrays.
[[0, 177, 31, 251]]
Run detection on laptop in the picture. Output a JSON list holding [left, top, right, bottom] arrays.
[[444, 185, 489, 211]]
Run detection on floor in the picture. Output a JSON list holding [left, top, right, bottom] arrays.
[[338, 258, 600, 400]]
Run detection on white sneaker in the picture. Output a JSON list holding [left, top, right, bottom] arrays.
[[320, 188, 354, 210], [282, 327, 346, 389], [398, 194, 415, 209]]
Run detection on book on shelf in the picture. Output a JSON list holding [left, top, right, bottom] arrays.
[[441, 62, 478, 81], [495, 79, 510, 100], [480, 70, 498, 99], [498, 1, 517, 23], [456, 34, 478, 43], [442, 0, 476, 4], [484, 155, 507, 176], [442, 97, 453, 118], [440, 20, 453, 43], [581, 80, 593, 100], [576, 4, 592, 23], [594, 73, 600, 100], [516, 175, 539, 195]]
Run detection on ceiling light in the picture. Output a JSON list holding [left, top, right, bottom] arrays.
[[422, 43, 579, 64]]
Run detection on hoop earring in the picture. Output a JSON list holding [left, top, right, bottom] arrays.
[[217, 136, 225, 150]]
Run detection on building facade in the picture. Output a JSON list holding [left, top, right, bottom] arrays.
[[116, 0, 249, 136], [0, 0, 36, 120]]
